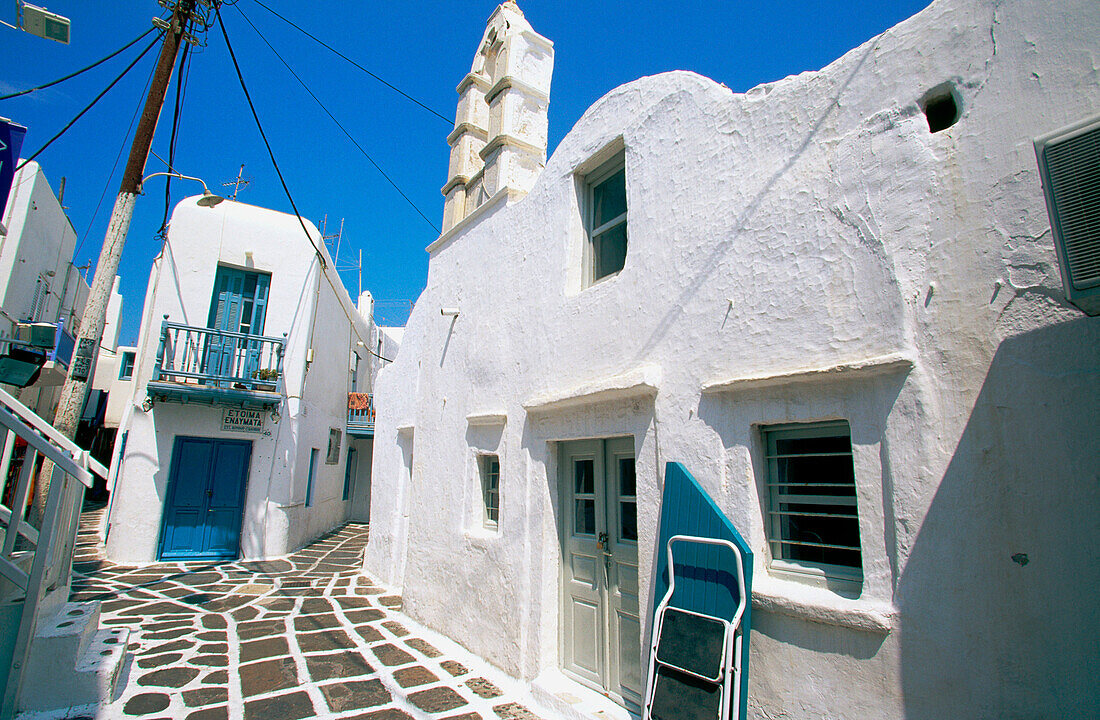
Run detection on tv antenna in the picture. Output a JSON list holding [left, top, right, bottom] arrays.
[[221, 164, 252, 200]]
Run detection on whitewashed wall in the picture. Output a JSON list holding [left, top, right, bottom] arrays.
[[365, 0, 1100, 717], [105, 198, 374, 562]]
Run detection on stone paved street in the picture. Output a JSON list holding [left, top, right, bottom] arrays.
[[56, 503, 548, 720]]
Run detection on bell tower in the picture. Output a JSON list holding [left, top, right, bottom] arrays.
[[441, 2, 554, 233]]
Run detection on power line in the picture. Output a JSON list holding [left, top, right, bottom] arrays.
[[15, 32, 164, 172], [213, 2, 327, 267], [74, 46, 161, 261], [233, 4, 440, 234], [250, 0, 451, 126], [160, 26, 194, 235], [0, 26, 158, 101]]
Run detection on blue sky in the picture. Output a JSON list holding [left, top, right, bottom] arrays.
[[1, 0, 931, 343]]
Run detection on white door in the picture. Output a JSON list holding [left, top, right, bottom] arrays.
[[561, 437, 641, 707]]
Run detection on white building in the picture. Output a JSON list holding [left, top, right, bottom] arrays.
[[365, 1, 1100, 718], [0, 160, 92, 419], [105, 196, 381, 562]]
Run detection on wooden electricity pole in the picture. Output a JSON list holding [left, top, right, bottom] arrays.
[[39, 0, 199, 518]]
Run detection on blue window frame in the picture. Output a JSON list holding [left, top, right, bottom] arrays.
[[118, 351, 135, 380], [305, 448, 319, 507]]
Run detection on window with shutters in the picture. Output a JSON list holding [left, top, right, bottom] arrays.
[[1035, 114, 1100, 316], [206, 266, 271, 336], [29, 275, 49, 321]]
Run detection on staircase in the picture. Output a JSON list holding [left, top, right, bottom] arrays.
[[17, 601, 129, 712], [0, 386, 121, 717]]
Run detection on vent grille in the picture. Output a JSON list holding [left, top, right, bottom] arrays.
[[1044, 125, 1100, 290]]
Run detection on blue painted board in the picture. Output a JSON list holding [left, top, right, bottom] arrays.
[[651, 462, 753, 720]]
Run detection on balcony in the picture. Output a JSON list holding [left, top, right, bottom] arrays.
[[347, 392, 375, 438], [146, 320, 285, 410]]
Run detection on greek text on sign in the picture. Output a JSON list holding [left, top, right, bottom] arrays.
[[223, 408, 264, 433], [70, 337, 98, 381]]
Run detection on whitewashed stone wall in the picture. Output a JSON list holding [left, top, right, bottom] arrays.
[[366, 0, 1100, 716]]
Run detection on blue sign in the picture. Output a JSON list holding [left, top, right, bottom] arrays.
[[0, 119, 28, 218]]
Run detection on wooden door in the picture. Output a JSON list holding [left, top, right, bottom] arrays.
[[561, 437, 641, 707]]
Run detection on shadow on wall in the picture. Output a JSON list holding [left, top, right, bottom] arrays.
[[897, 317, 1100, 717]]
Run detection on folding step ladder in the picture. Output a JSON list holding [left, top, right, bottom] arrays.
[[643, 535, 747, 720]]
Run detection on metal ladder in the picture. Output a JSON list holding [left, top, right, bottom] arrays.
[[643, 535, 748, 720]]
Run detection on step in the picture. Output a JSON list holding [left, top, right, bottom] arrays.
[[16, 601, 129, 712]]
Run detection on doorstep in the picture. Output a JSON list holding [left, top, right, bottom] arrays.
[[531, 668, 639, 720]]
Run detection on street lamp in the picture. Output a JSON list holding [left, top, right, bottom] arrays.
[[141, 171, 225, 207]]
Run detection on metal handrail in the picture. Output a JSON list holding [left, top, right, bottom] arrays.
[[0, 385, 108, 717], [152, 318, 285, 391]]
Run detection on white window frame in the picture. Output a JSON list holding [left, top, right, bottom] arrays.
[[479, 453, 500, 529], [583, 153, 628, 287], [761, 421, 863, 586]]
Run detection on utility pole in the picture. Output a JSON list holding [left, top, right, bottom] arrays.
[[40, 0, 201, 518]]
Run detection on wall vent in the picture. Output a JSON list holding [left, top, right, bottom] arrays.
[[1034, 114, 1100, 315]]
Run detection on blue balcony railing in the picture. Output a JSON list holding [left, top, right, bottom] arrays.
[[48, 319, 75, 366], [152, 319, 285, 392], [347, 392, 375, 437]]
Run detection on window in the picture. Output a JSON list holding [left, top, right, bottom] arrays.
[[207, 266, 271, 336], [29, 275, 49, 321], [762, 421, 862, 583], [305, 448, 319, 507], [584, 153, 627, 285], [326, 428, 341, 465], [118, 351, 135, 380], [479, 454, 500, 528], [1034, 113, 1100, 315]]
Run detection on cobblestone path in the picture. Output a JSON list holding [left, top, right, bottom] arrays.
[[64, 504, 547, 720]]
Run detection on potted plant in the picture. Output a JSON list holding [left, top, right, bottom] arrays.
[[251, 367, 280, 391]]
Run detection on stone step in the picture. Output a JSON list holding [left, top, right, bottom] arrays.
[[17, 601, 129, 712]]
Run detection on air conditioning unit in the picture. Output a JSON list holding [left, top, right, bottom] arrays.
[[14, 322, 57, 349], [1034, 114, 1100, 316]]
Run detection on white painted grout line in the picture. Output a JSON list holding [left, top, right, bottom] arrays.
[[225, 611, 245, 720]]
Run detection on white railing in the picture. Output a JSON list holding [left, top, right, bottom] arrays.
[[0, 385, 107, 718]]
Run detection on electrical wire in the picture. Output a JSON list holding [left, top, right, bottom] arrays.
[[160, 25, 194, 235], [213, 3, 327, 267], [74, 43, 161, 260], [250, 0, 451, 126], [15, 32, 164, 172], [233, 5, 440, 234], [0, 26, 158, 101]]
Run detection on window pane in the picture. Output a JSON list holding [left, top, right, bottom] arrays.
[[592, 167, 626, 227], [482, 455, 500, 527], [595, 222, 627, 279], [574, 459, 594, 494], [620, 500, 637, 542], [765, 424, 862, 575], [575, 499, 596, 535], [619, 458, 636, 497]]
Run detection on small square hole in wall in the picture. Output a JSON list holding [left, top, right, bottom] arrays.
[[921, 83, 961, 133]]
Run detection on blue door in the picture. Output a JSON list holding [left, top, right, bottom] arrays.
[[159, 437, 252, 560]]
